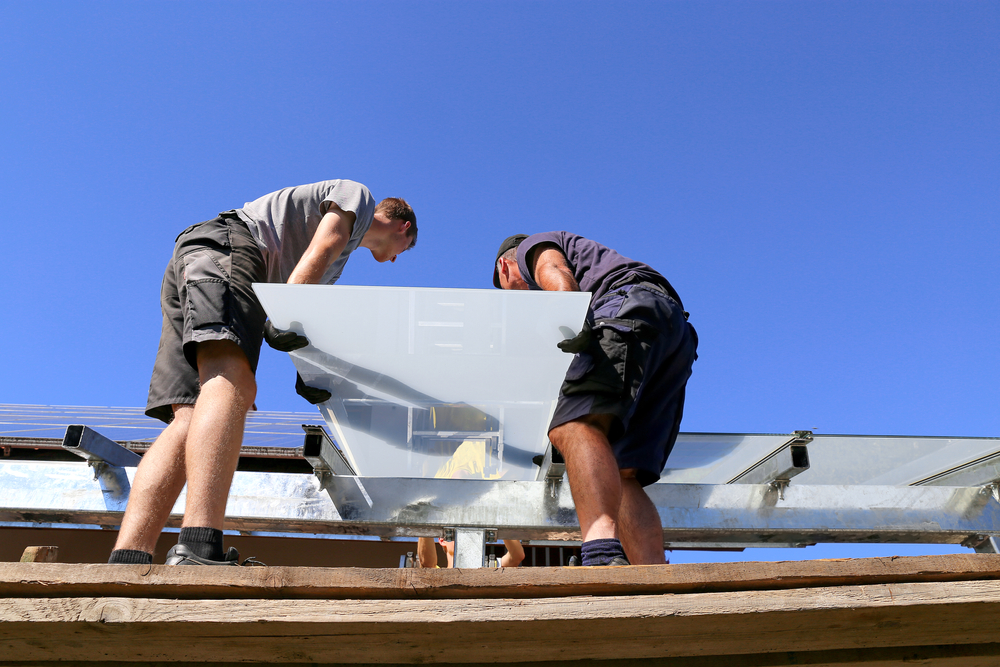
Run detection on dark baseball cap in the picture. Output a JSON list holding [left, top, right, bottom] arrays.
[[492, 234, 529, 288]]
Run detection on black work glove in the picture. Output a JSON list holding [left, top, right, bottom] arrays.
[[263, 320, 309, 352], [295, 373, 332, 404], [557, 319, 592, 354]]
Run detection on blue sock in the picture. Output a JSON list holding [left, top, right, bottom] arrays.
[[581, 538, 627, 566]]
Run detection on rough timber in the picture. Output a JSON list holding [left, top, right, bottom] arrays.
[[4, 554, 1000, 665]]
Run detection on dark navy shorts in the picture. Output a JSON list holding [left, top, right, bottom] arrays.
[[145, 213, 268, 424], [548, 283, 698, 486]]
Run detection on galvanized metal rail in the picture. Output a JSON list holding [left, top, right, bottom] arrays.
[[2, 423, 1000, 566]]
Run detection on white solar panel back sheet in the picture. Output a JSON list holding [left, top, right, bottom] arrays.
[[254, 284, 591, 480]]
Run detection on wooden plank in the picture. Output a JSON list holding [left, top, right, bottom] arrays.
[[19, 546, 58, 563], [1, 554, 999, 600], [6, 644, 1000, 667], [2, 580, 1000, 663]]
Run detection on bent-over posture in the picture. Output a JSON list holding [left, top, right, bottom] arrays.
[[493, 232, 697, 566], [110, 180, 416, 565]]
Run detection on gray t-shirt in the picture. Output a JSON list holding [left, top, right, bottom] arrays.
[[235, 179, 376, 284]]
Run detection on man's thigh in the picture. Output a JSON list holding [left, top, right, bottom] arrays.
[[145, 217, 267, 423], [548, 284, 697, 484], [613, 286, 697, 485]]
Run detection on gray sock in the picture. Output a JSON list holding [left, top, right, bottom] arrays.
[[178, 527, 224, 561], [108, 549, 153, 565]]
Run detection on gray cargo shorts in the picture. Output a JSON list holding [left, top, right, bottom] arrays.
[[145, 213, 268, 424]]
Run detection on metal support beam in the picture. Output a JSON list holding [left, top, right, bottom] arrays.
[[301, 425, 371, 515], [60, 425, 141, 512], [4, 458, 999, 547], [533, 443, 565, 482], [61, 425, 142, 468], [913, 458, 1000, 488], [728, 431, 811, 499], [972, 536, 1000, 554], [450, 527, 495, 568]]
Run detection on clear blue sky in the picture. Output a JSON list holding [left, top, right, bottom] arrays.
[[1, 2, 997, 562]]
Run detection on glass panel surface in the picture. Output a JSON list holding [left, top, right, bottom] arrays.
[[659, 434, 799, 484], [0, 404, 313, 448], [254, 284, 591, 479], [661, 433, 1000, 486], [792, 435, 1000, 485]]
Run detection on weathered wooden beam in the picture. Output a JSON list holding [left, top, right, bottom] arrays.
[[4, 647, 1000, 667], [3, 581, 1000, 663], [19, 545, 58, 563], [1, 554, 999, 600]]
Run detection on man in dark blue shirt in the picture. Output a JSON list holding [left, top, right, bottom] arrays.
[[494, 232, 698, 566]]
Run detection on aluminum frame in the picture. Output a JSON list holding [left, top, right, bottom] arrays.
[[3, 456, 999, 546]]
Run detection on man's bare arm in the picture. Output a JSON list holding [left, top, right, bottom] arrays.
[[528, 244, 580, 292], [286, 203, 356, 284]]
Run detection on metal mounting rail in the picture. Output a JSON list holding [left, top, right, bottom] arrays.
[[3, 459, 999, 544], [3, 423, 1000, 565]]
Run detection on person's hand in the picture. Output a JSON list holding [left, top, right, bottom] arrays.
[[295, 373, 332, 404], [557, 319, 592, 354], [263, 320, 309, 352]]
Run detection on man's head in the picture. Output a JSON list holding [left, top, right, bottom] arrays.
[[369, 197, 417, 263], [493, 234, 529, 290]]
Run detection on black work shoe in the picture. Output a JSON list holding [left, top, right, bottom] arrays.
[[608, 556, 631, 566], [567, 555, 580, 566], [165, 544, 240, 566]]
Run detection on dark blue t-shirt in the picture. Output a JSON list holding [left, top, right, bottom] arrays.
[[515, 232, 682, 306]]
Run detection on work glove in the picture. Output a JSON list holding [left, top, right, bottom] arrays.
[[263, 320, 309, 352], [557, 319, 592, 354], [295, 373, 332, 404]]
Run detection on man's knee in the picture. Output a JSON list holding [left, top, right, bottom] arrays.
[[549, 414, 615, 455], [195, 340, 257, 399], [169, 404, 195, 429]]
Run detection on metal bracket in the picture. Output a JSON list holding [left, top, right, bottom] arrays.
[[727, 430, 812, 500], [962, 533, 1000, 554], [450, 527, 497, 568], [301, 425, 372, 517], [533, 442, 565, 482], [61, 425, 141, 512], [981, 481, 1000, 505], [62, 425, 142, 467]]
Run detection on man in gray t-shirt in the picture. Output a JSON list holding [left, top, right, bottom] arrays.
[[109, 180, 417, 567]]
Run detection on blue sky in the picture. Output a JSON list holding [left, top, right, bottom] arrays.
[[1, 2, 997, 562]]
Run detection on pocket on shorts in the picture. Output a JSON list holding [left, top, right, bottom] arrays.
[[181, 250, 232, 330], [564, 352, 595, 382], [186, 279, 230, 329], [561, 320, 631, 397]]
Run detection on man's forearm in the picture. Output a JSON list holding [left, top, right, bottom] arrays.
[[286, 206, 354, 284]]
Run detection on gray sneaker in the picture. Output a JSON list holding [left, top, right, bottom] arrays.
[[164, 544, 240, 566]]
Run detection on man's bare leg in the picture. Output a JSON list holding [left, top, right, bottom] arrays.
[[112, 404, 193, 556], [181, 340, 256, 530], [416, 537, 439, 568], [500, 539, 524, 567], [548, 414, 620, 542], [618, 471, 667, 564]]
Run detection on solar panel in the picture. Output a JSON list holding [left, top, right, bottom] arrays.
[[254, 284, 591, 479]]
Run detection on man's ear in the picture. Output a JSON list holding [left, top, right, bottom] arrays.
[[398, 220, 411, 233]]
